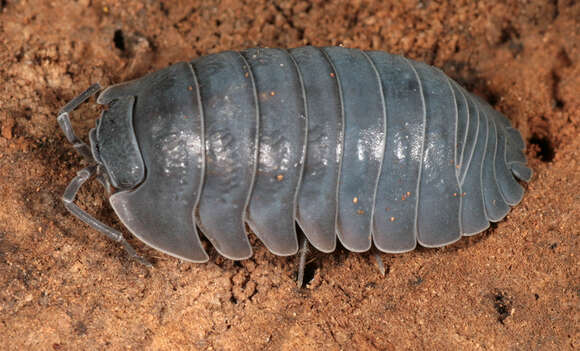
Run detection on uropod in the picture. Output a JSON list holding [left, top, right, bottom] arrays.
[[58, 46, 532, 270]]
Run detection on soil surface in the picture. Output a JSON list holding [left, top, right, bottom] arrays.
[[0, 0, 578, 350]]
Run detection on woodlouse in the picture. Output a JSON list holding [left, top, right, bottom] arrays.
[[58, 46, 531, 267]]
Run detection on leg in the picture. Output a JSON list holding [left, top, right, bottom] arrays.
[[62, 165, 152, 267], [96, 164, 112, 198], [372, 248, 387, 276], [296, 234, 310, 288], [57, 83, 101, 162]]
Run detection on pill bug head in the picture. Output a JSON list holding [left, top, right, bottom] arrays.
[[56, 83, 145, 193], [89, 95, 145, 190]]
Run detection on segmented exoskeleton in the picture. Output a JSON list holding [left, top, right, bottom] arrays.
[[58, 46, 531, 266]]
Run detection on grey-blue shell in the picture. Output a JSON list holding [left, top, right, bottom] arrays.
[[91, 46, 531, 262]]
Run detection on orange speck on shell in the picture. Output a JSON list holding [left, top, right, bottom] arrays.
[[276, 174, 284, 181], [357, 209, 365, 215], [353, 197, 358, 204], [390, 217, 396, 222]]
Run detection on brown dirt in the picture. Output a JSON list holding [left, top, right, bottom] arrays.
[[0, 0, 578, 350]]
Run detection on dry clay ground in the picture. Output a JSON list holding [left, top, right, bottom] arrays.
[[0, 0, 578, 350]]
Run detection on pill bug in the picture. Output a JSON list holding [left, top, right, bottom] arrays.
[[58, 46, 531, 266]]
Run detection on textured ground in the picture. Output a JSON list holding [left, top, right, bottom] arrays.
[[0, 0, 578, 350]]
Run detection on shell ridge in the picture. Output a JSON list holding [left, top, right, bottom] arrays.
[[460, 95, 480, 186], [284, 48, 310, 245], [404, 58, 425, 249], [236, 51, 261, 253], [319, 47, 347, 249], [444, 76, 464, 238], [361, 50, 388, 250], [186, 62, 210, 251], [479, 107, 509, 222], [459, 93, 490, 235]]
